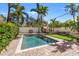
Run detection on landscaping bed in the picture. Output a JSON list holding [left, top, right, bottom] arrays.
[[0, 22, 19, 53]]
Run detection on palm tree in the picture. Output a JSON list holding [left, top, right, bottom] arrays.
[[38, 5, 48, 23], [65, 3, 76, 22], [51, 18, 56, 30], [31, 3, 48, 32], [49, 18, 62, 32], [31, 3, 40, 22], [11, 3, 29, 25], [31, 3, 48, 26], [49, 18, 56, 31]]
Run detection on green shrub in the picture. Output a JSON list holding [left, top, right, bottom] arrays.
[[0, 22, 19, 53]]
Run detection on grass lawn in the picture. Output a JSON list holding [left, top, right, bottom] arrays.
[[47, 33, 76, 41]]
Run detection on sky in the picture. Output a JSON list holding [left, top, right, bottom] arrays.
[[0, 3, 76, 23]]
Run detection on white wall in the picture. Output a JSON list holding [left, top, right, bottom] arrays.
[[19, 27, 77, 34], [19, 27, 41, 33]]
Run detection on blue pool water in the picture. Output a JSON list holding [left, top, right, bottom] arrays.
[[21, 34, 58, 50]]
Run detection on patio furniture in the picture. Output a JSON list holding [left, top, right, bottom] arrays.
[[50, 41, 72, 53], [29, 29, 33, 33]]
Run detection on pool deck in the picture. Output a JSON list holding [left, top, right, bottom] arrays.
[[1, 33, 79, 56]]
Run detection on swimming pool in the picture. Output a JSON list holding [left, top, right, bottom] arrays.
[[21, 34, 58, 50]]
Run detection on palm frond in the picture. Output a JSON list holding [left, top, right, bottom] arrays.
[[77, 5, 79, 13], [20, 6, 25, 10], [22, 12, 29, 22], [36, 3, 40, 9], [30, 9, 37, 12]]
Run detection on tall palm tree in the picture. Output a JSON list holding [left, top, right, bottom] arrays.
[[31, 3, 40, 22], [31, 3, 48, 27], [31, 3, 48, 32], [11, 3, 29, 25], [38, 5, 48, 22], [65, 3, 76, 22]]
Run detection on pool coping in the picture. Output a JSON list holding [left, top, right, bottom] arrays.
[[15, 33, 63, 54]]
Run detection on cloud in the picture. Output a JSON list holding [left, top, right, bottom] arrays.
[[0, 12, 7, 17], [27, 11, 37, 15], [76, 3, 79, 6], [0, 12, 7, 15]]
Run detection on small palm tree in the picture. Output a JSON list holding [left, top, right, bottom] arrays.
[[49, 18, 57, 31]]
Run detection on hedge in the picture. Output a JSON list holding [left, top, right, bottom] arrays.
[[0, 22, 19, 53]]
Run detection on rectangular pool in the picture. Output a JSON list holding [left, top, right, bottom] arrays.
[[21, 34, 58, 50]]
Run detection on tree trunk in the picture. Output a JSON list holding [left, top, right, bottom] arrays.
[[77, 30, 79, 34], [73, 14, 75, 22], [40, 15, 42, 22], [40, 15, 43, 27], [7, 3, 11, 22], [53, 28, 54, 32], [37, 14, 39, 23], [17, 16, 19, 24], [37, 14, 40, 33]]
